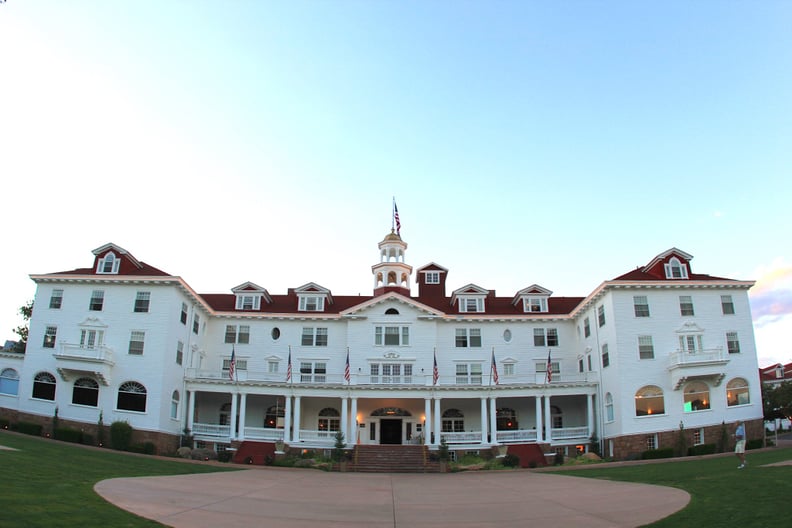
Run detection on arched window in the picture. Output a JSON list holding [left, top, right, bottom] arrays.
[[683, 381, 710, 412], [318, 407, 340, 434], [664, 257, 688, 279], [605, 392, 614, 422], [550, 405, 563, 428], [385, 308, 399, 315], [635, 385, 665, 416], [727, 378, 750, 406], [170, 390, 180, 419], [496, 408, 517, 430], [117, 381, 147, 412], [72, 377, 99, 407], [0, 368, 19, 396], [442, 409, 464, 433], [32, 372, 56, 401]]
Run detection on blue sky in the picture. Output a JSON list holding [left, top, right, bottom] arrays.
[[1, 1, 790, 366]]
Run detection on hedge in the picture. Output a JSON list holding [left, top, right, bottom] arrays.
[[54, 427, 84, 444], [688, 443, 717, 456], [16, 421, 43, 436], [641, 447, 674, 460]]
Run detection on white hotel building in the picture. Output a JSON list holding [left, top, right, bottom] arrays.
[[0, 231, 763, 464]]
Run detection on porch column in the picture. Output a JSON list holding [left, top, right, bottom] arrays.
[[587, 393, 594, 437], [187, 390, 195, 432], [489, 397, 497, 445], [340, 396, 349, 446], [230, 392, 238, 440], [480, 397, 488, 444], [350, 398, 358, 444], [293, 396, 302, 442], [535, 396, 543, 442], [424, 398, 432, 446], [433, 398, 441, 446], [238, 393, 247, 441], [284, 395, 293, 443], [544, 394, 552, 443]]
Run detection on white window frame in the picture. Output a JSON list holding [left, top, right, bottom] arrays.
[[236, 294, 261, 310], [301, 327, 328, 347], [176, 341, 184, 365], [459, 297, 484, 313], [721, 295, 735, 315], [597, 305, 606, 327], [79, 328, 104, 349], [638, 335, 654, 359], [89, 290, 105, 311], [455, 363, 483, 385], [97, 252, 120, 274], [523, 297, 548, 313], [633, 295, 650, 317], [455, 328, 481, 348], [425, 272, 440, 284], [299, 361, 327, 383], [374, 325, 410, 346], [49, 289, 63, 309], [664, 257, 688, 279], [726, 332, 740, 354], [679, 295, 695, 316], [298, 295, 325, 312], [134, 291, 151, 313], [43, 326, 58, 348], [128, 331, 145, 355]]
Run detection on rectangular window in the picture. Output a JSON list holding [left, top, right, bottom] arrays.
[[533, 328, 545, 347], [726, 332, 740, 354], [583, 317, 590, 338], [80, 329, 104, 348], [601, 343, 610, 368], [89, 290, 105, 311], [694, 428, 704, 445], [374, 326, 409, 346], [533, 328, 558, 347], [597, 305, 606, 327], [646, 435, 657, 450], [299, 361, 326, 382], [238, 325, 250, 344], [638, 335, 654, 359], [128, 331, 145, 355], [43, 326, 57, 348], [525, 298, 547, 312], [268, 361, 279, 373], [193, 314, 200, 334], [679, 295, 694, 316], [49, 289, 63, 309], [236, 295, 260, 310], [134, 291, 151, 313], [180, 303, 188, 325], [176, 341, 184, 365], [425, 272, 440, 284], [536, 361, 561, 375], [302, 328, 328, 346], [223, 358, 247, 372], [460, 298, 484, 313], [547, 328, 559, 347], [225, 325, 237, 344], [224, 325, 250, 344], [503, 363, 515, 376], [721, 295, 735, 315], [384, 326, 400, 345], [633, 295, 650, 317], [455, 329, 481, 347], [455, 363, 482, 385], [298, 296, 324, 312]]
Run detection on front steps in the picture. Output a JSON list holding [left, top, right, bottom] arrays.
[[349, 444, 442, 473]]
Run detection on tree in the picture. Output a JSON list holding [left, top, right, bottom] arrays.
[[12, 301, 33, 353], [763, 381, 792, 422]]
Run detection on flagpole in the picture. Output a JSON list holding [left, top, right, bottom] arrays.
[[489, 346, 494, 387]]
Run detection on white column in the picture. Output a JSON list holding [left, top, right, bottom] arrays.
[[535, 397, 543, 442], [544, 394, 552, 443], [187, 390, 195, 431], [340, 396, 349, 446], [284, 395, 293, 443], [433, 398, 441, 446], [424, 398, 432, 445], [489, 397, 497, 445], [238, 393, 247, 441], [480, 397, 488, 444], [587, 393, 594, 437], [293, 396, 302, 442], [350, 398, 358, 444], [230, 392, 238, 440]]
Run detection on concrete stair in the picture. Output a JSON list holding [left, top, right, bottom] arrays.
[[349, 445, 442, 473]]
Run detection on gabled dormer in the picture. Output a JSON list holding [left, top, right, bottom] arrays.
[[417, 262, 448, 298], [92, 243, 142, 275], [512, 284, 553, 313], [642, 248, 694, 280], [294, 282, 332, 312], [231, 282, 272, 311], [451, 284, 489, 313]]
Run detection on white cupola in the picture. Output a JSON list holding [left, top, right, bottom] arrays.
[[371, 229, 412, 296]]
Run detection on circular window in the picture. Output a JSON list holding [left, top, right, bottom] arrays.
[[271, 327, 281, 340], [503, 329, 512, 342]]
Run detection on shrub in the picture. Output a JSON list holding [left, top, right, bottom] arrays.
[[128, 442, 156, 455], [746, 438, 764, 450], [54, 427, 84, 444], [438, 437, 450, 461], [109, 421, 134, 451], [688, 443, 717, 456], [502, 453, 520, 467], [96, 411, 105, 446], [81, 433, 94, 446], [16, 421, 43, 436], [190, 448, 217, 460], [217, 451, 233, 463], [0, 418, 10, 429], [554, 451, 564, 466], [641, 447, 674, 460]]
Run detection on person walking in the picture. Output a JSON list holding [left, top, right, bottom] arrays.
[[734, 420, 746, 469]]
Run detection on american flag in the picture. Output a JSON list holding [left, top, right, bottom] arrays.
[[393, 200, 401, 235], [491, 349, 499, 385], [432, 349, 439, 385], [286, 348, 292, 382], [228, 346, 236, 381], [546, 350, 553, 383], [344, 349, 351, 383]]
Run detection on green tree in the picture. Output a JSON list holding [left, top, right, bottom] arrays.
[[12, 301, 33, 353], [763, 381, 792, 422]]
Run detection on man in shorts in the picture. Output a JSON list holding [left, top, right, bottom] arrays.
[[734, 420, 746, 469]]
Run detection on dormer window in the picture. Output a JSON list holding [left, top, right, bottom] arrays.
[[425, 272, 440, 284], [524, 297, 548, 313], [299, 295, 325, 312], [235, 295, 261, 310], [460, 297, 484, 313], [664, 257, 688, 279], [97, 252, 120, 274]]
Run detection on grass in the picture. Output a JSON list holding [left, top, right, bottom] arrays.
[[0, 430, 239, 527], [559, 447, 792, 527]]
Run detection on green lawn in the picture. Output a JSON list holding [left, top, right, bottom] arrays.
[[559, 447, 792, 527], [0, 431, 239, 527]]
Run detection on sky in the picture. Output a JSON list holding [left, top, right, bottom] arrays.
[[1, 1, 790, 367]]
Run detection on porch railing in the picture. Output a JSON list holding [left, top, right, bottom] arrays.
[[550, 426, 589, 440], [496, 429, 538, 443], [243, 427, 285, 441], [297, 429, 338, 445], [669, 347, 728, 368], [192, 423, 231, 438], [440, 431, 482, 444]]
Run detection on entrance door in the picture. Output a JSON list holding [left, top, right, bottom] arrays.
[[380, 419, 403, 444]]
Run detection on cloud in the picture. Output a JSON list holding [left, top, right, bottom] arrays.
[[750, 259, 792, 322]]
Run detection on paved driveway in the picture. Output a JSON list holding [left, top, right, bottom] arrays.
[[96, 467, 689, 528]]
